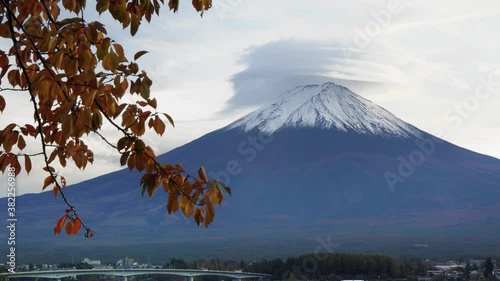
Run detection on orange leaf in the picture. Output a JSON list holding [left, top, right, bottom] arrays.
[[198, 167, 208, 183], [53, 215, 68, 235], [154, 115, 166, 136], [73, 219, 82, 235], [172, 176, 185, 190], [65, 220, 75, 235], [53, 186, 59, 197]]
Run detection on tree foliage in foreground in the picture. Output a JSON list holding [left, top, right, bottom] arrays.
[[0, 0, 230, 237]]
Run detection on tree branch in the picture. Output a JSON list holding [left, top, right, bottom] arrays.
[[3, 0, 92, 237]]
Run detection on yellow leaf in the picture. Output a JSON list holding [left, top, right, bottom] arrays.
[[167, 193, 179, 214], [183, 201, 194, 218], [212, 185, 223, 206], [205, 204, 215, 227]]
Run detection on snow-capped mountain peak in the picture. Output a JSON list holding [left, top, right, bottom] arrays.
[[227, 82, 421, 138]]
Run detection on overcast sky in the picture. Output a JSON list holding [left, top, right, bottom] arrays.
[[1, 0, 500, 196]]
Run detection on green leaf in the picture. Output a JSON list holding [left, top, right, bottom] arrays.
[[219, 181, 232, 196]]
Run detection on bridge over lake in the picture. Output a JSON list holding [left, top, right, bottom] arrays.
[[0, 269, 272, 281]]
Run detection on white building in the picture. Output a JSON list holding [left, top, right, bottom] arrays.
[[82, 258, 101, 266]]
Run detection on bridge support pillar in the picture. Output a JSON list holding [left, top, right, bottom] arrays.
[[185, 276, 194, 281], [124, 276, 128, 281]]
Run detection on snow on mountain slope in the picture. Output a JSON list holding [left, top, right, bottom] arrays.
[[228, 82, 422, 138]]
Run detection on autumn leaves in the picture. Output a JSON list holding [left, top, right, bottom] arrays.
[[169, 0, 213, 17], [139, 164, 232, 227], [0, 0, 228, 237]]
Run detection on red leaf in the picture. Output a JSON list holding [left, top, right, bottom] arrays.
[[43, 166, 55, 173], [168, 0, 179, 12], [53, 215, 68, 235], [0, 95, 5, 112], [24, 155, 32, 175], [53, 186, 59, 197], [42, 176, 55, 190]]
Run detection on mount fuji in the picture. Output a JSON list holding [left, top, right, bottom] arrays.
[[3, 82, 500, 262], [228, 82, 420, 138]]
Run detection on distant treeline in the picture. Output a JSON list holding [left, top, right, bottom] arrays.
[[245, 253, 432, 280], [161, 253, 433, 281]]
